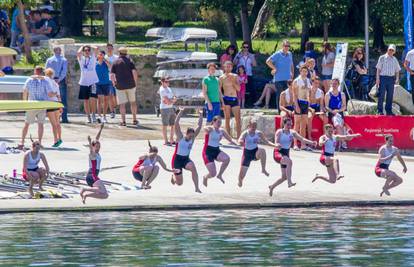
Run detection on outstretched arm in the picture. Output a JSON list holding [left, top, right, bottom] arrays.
[[222, 130, 238, 146], [174, 107, 185, 140], [157, 156, 175, 172], [193, 109, 204, 138], [238, 131, 247, 146], [95, 123, 104, 141], [396, 150, 407, 173], [259, 132, 279, 148], [293, 131, 316, 146], [335, 133, 361, 141]]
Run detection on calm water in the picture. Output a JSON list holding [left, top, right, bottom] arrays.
[[1, 207, 414, 266]]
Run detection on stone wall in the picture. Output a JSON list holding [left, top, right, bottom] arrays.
[[53, 42, 158, 114]]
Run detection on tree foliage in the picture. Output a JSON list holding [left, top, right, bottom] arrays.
[[138, 0, 186, 25]]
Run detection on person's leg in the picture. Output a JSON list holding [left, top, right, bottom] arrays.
[[293, 115, 300, 149], [255, 85, 268, 106], [247, 75, 256, 106], [162, 125, 168, 144], [59, 80, 69, 123], [232, 106, 241, 138], [203, 162, 217, 187], [257, 148, 269, 176], [90, 97, 97, 115], [119, 104, 126, 123], [37, 123, 44, 145], [385, 78, 395, 115], [146, 166, 160, 187], [169, 125, 175, 144], [299, 115, 307, 149], [216, 152, 230, 183], [377, 76, 386, 114], [238, 166, 249, 187], [269, 168, 287, 196], [83, 99, 90, 116], [223, 105, 232, 136], [284, 157, 295, 187], [275, 81, 285, 111], [103, 96, 109, 118], [313, 158, 336, 183], [54, 111, 62, 141], [47, 112, 58, 143], [27, 172, 40, 196], [185, 162, 201, 193], [37, 168, 47, 190], [307, 114, 313, 140], [410, 75, 414, 105], [97, 95, 104, 117], [130, 102, 138, 122], [82, 181, 109, 203], [10, 31, 18, 48]]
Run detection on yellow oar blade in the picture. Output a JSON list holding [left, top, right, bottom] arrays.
[[0, 47, 18, 56], [0, 100, 63, 112]]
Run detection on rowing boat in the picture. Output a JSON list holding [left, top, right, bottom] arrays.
[[0, 75, 29, 93], [154, 68, 222, 79], [145, 27, 217, 44], [157, 51, 217, 61]]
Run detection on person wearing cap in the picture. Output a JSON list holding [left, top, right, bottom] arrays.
[[110, 47, 139, 126], [375, 44, 401, 116], [105, 43, 119, 119], [403, 47, 414, 105], [159, 77, 177, 145], [46, 46, 69, 123]]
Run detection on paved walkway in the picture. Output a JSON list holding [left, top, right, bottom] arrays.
[[0, 114, 413, 213]]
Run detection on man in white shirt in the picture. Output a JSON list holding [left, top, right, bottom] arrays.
[[105, 43, 118, 118], [403, 47, 414, 105], [77, 45, 99, 123], [159, 77, 177, 145], [375, 44, 401, 115]]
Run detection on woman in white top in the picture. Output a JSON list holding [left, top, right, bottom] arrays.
[[159, 77, 177, 145], [237, 118, 279, 188], [307, 76, 328, 140], [312, 124, 361, 185], [321, 42, 335, 92], [375, 134, 407, 197], [23, 139, 50, 197], [44, 68, 62, 147], [171, 107, 203, 193]]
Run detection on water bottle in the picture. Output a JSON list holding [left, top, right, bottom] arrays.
[[13, 169, 16, 178]]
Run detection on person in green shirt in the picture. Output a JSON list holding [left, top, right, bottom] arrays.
[[202, 63, 223, 123]]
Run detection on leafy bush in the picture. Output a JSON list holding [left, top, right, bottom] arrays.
[[199, 7, 228, 38]]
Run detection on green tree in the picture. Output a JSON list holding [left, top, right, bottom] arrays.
[[139, 0, 186, 26]]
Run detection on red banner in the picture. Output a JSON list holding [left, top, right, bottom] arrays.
[[275, 115, 414, 150]]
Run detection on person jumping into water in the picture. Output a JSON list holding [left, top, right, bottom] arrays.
[[132, 141, 176, 189], [375, 134, 407, 197], [237, 118, 279, 188], [171, 107, 203, 193], [269, 117, 316, 196], [312, 124, 361, 184], [202, 115, 238, 187], [80, 123, 109, 204]]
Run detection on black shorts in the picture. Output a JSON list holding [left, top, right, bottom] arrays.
[[132, 170, 143, 181], [310, 104, 320, 112], [223, 96, 239, 107], [296, 100, 309, 115], [286, 105, 295, 112], [203, 146, 221, 164], [172, 154, 192, 175], [96, 84, 110, 96], [79, 85, 97, 100], [46, 108, 60, 113], [273, 148, 290, 168], [242, 147, 258, 167], [27, 167, 39, 172], [86, 169, 100, 187]]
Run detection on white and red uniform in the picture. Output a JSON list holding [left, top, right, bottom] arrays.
[[202, 128, 224, 164], [375, 145, 397, 177], [319, 135, 337, 166], [172, 138, 194, 174], [273, 130, 293, 167]]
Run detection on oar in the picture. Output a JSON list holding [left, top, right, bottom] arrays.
[[60, 173, 137, 191]]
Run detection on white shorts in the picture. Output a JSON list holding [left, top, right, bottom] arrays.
[[116, 88, 136, 105], [25, 110, 46, 124]]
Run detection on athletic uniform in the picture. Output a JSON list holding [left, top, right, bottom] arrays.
[[327, 91, 344, 120], [319, 135, 337, 166], [172, 138, 194, 175], [132, 157, 157, 181], [22, 152, 41, 180], [273, 130, 293, 168], [282, 89, 295, 112], [294, 77, 311, 115], [310, 88, 324, 112], [202, 128, 223, 164], [375, 146, 396, 177], [223, 96, 239, 107], [86, 153, 101, 187], [241, 130, 260, 167]]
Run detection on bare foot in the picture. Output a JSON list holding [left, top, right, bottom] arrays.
[[268, 185, 274, 197], [288, 183, 297, 188], [203, 175, 208, 187], [312, 175, 319, 183], [238, 178, 243, 188], [143, 185, 152, 190], [28, 188, 34, 197], [217, 176, 225, 184], [81, 194, 86, 204], [39, 186, 44, 191], [337, 175, 345, 181], [79, 188, 85, 198], [195, 188, 202, 193], [262, 169, 270, 177], [170, 175, 176, 185]]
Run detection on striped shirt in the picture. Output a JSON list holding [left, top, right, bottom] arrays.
[[404, 49, 414, 71], [376, 54, 401, 76]]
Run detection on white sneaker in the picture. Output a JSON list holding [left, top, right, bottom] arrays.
[[91, 113, 97, 123], [87, 115, 92, 124], [103, 116, 108, 123], [110, 112, 115, 119]]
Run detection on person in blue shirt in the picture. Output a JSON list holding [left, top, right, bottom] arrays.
[[265, 39, 294, 111], [0, 10, 8, 22], [46, 46, 69, 123], [10, 4, 22, 48], [95, 50, 111, 123]]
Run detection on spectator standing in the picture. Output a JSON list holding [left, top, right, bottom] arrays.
[[348, 47, 368, 100], [265, 39, 294, 111], [0, 9, 9, 46], [375, 44, 401, 116], [46, 46, 69, 123], [403, 46, 414, 105], [77, 45, 99, 123], [233, 41, 257, 105], [321, 42, 336, 92], [44, 68, 62, 147], [0, 10, 8, 22], [325, 78, 347, 148], [303, 41, 318, 72], [159, 77, 177, 145], [20, 66, 53, 149], [95, 50, 111, 123], [10, 4, 22, 48], [28, 10, 54, 43], [105, 43, 118, 118], [220, 45, 237, 70], [202, 63, 222, 123], [110, 47, 138, 126]]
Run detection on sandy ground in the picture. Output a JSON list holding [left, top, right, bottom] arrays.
[[0, 113, 413, 212]]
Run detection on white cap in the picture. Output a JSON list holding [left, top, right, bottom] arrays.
[[388, 44, 396, 51]]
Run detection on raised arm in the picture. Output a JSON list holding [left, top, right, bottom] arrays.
[[193, 109, 204, 138], [174, 107, 184, 140], [95, 123, 104, 141], [77, 46, 83, 60]]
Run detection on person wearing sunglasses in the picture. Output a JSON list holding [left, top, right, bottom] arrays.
[[159, 77, 177, 146], [348, 47, 368, 100], [266, 39, 294, 112], [233, 41, 257, 106]]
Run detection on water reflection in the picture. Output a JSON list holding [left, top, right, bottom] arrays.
[[0, 207, 414, 266]]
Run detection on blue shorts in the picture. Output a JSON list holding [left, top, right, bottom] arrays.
[[205, 102, 221, 123], [321, 74, 332, 81], [96, 84, 110, 96], [108, 84, 116, 96]]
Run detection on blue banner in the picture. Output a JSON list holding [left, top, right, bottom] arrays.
[[403, 0, 413, 91]]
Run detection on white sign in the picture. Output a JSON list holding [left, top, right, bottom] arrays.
[[332, 42, 348, 84]]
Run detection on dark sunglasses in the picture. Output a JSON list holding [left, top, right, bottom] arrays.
[[84, 49, 90, 52], [243, 46, 249, 49], [284, 45, 290, 48]]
